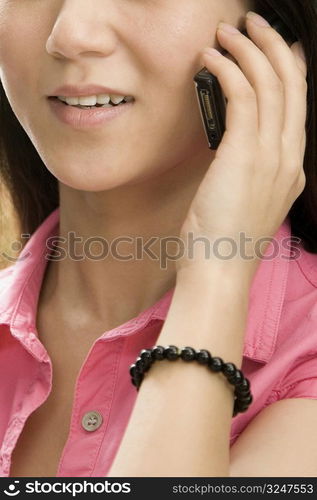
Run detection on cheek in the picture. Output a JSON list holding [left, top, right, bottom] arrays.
[[142, 47, 205, 152], [0, 23, 32, 116], [0, 3, 45, 99], [138, 8, 215, 116]]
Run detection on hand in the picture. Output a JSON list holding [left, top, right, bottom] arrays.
[[178, 13, 307, 282]]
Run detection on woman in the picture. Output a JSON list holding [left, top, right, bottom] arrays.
[[0, 0, 316, 477]]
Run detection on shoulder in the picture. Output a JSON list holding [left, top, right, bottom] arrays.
[[283, 243, 317, 307], [273, 246, 317, 398], [280, 243, 317, 337]]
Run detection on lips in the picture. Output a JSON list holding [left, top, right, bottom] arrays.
[[48, 94, 135, 129], [49, 84, 134, 98]]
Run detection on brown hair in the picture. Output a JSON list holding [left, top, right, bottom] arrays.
[[1, 0, 317, 251]]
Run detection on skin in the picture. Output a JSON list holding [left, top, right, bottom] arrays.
[[108, 15, 309, 475], [1, 0, 313, 476], [0, 0, 254, 332]]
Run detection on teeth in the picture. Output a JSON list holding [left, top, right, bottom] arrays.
[[65, 96, 79, 105], [57, 93, 133, 106], [109, 94, 125, 104], [78, 96, 97, 106], [96, 94, 111, 104]]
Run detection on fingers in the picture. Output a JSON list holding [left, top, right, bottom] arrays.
[[217, 20, 285, 149], [286, 41, 308, 146], [290, 41, 307, 77], [241, 22, 308, 150], [200, 13, 307, 165], [201, 48, 258, 156]]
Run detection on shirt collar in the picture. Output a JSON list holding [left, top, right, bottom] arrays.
[[151, 221, 293, 364], [0, 207, 60, 328], [0, 207, 292, 364]]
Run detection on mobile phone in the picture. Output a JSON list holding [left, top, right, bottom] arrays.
[[193, 13, 297, 150]]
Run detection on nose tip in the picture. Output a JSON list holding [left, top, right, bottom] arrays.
[[45, 10, 116, 61]]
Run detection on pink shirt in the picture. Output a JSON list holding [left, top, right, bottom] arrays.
[[1, 207, 317, 477]]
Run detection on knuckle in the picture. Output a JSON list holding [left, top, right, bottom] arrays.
[[280, 155, 303, 180], [287, 160, 302, 176]]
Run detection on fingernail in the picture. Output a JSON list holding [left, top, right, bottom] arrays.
[[246, 11, 271, 27], [204, 47, 222, 57], [218, 22, 240, 35]]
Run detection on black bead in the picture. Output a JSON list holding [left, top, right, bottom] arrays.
[[152, 345, 165, 360], [130, 344, 253, 416], [222, 362, 237, 377], [236, 378, 250, 391], [129, 363, 138, 377], [142, 356, 153, 372], [180, 346, 196, 361], [235, 385, 249, 396], [232, 386, 253, 416], [233, 399, 243, 415], [135, 356, 145, 373], [234, 386, 250, 398], [131, 377, 138, 387], [227, 369, 244, 385], [140, 349, 153, 362], [131, 371, 143, 388], [235, 402, 250, 413], [234, 387, 249, 396], [208, 356, 223, 372], [164, 345, 180, 360], [234, 398, 244, 410], [196, 349, 211, 364], [238, 393, 253, 405], [235, 395, 252, 412]]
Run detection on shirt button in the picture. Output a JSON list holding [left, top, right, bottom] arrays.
[[81, 411, 103, 432]]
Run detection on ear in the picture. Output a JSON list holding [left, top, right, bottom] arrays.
[[290, 41, 307, 77]]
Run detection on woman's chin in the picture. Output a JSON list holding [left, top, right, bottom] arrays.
[[46, 163, 142, 192], [53, 175, 124, 192]]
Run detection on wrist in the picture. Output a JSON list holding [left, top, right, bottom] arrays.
[[156, 264, 251, 366], [176, 258, 255, 294]]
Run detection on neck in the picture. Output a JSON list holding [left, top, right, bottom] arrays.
[[39, 148, 214, 333]]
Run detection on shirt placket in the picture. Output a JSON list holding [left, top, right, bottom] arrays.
[[56, 337, 124, 477]]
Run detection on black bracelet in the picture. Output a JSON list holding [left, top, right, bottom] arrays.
[[129, 345, 253, 417]]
